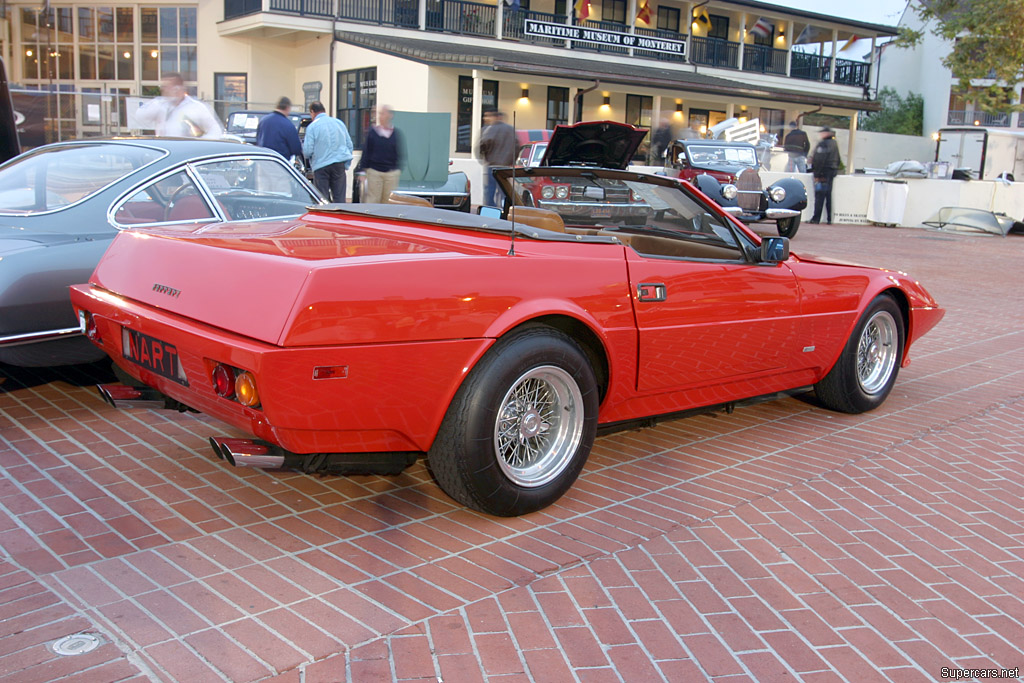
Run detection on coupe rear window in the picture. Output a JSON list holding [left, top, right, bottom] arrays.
[[0, 144, 163, 215]]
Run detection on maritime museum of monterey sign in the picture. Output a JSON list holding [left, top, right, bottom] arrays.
[[523, 19, 687, 56]]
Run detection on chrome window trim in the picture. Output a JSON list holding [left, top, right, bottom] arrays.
[[0, 142, 170, 217], [107, 163, 222, 229], [188, 154, 322, 212]]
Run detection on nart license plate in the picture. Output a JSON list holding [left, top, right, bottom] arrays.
[[122, 327, 188, 385]]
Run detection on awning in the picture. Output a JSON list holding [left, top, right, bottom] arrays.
[[336, 31, 881, 112]]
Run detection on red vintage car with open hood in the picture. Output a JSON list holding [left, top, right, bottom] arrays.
[[70, 122, 944, 517]]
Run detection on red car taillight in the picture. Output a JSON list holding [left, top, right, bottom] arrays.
[[212, 363, 235, 398], [78, 310, 100, 342]]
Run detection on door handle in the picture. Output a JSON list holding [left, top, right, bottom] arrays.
[[637, 282, 667, 302]]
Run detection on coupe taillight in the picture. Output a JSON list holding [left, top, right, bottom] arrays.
[[235, 372, 260, 407], [78, 310, 100, 342], [212, 364, 235, 398]]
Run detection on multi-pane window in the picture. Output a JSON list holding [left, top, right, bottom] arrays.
[[626, 94, 653, 161], [337, 68, 377, 150], [656, 7, 679, 33], [600, 0, 626, 24], [707, 15, 729, 40], [546, 87, 569, 129], [141, 7, 197, 82]]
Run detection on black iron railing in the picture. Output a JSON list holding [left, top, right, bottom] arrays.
[[270, 0, 332, 17], [425, 0, 496, 38], [336, 0, 418, 26], [690, 35, 739, 69], [225, 0, 262, 20], [790, 51, 831, 82], [742, 43, 787, 75], [503, 9, 567, 47], [834, 57, 869, 87]]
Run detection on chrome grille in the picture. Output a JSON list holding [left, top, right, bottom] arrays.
[[736, 169, 763, 212]]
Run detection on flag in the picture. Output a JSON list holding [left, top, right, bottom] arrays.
[[750, 17, 773, 40], [840, 35, 860, 51], [795, 24, 832, 45], [575, 0, 590, 22], [636, 0, 651, 25], [504, 0, 520, 9], [692, 6, 709, 28]]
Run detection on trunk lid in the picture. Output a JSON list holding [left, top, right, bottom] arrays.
[[540, 121, 648, 170], [90, 214, 490, 345]]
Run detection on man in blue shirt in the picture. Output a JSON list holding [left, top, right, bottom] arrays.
[[256, 96, 302, 161], [302, 101, 354, 203]]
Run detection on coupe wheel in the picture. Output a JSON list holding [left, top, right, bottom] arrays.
[[428, 327, 599, 516], [777, 215, 801, 238], [814, 295, 904, 414]]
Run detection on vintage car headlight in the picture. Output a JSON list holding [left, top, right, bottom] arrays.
[[721, 184, 738, 201], [770, 186, 787, 203], [555, 185, 569, 199], [541, 186, 555, 199]]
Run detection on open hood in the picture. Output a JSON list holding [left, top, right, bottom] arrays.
[[539, 121, 647, 170]]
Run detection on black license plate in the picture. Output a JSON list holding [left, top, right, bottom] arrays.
[[122, 328, 188, 385]]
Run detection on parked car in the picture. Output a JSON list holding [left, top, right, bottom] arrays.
[[70, 121, 943, 516], [666, 138, 806, 238], [224, 110, 308, 145], [0, 138, 323, 367], [351, 165, 471, 211]]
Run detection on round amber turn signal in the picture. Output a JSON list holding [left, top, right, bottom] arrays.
[[235, 371, 260, 407]]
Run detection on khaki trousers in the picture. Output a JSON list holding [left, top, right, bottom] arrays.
[[363, 168, 402, 204]]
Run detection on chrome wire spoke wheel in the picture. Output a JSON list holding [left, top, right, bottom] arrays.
[[856, 310, 899, 395], [494, 365, 584, 488]]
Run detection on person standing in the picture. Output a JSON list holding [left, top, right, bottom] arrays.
[[650, 118, 673, 165], [134, 72, 223, 138], [783, 121, 809, 173], [361, 105, 403, 203], [478, 110, 515, 207], [302, 101, 353, 203], [810, 126, 841, 224], [256, 96, 302, 161]]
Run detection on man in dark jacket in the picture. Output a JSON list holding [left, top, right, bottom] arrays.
[[360, 105, 404, 203], [783, 121, 809, 173], [256, 97, 302, 161], [810, 127, 841, 224], [479, 110, 516, 207]]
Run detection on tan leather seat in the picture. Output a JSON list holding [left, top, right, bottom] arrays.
[[388, 192, 432, 208], [508, 206, 565, 233], [599, 230, 739, 260]]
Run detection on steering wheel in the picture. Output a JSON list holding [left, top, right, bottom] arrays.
[[164, 184, 199, 221]]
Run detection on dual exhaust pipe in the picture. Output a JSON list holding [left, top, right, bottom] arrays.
[[209, 437, 293, 469]]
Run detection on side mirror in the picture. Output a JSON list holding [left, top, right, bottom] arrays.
[[760, 236, 790, 263], [478, 206, 502, 219]]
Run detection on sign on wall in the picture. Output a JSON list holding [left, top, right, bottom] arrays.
[[524, 19, 687, 57]]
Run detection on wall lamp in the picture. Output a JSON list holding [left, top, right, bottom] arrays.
[[603, 95, 611, 106], [521, 87, 529, 99], [676, 102, 683, 112]]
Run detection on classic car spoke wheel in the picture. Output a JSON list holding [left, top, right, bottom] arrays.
[[814, 295, 905, 414], [428, 327, 598, 516], [494, 366, 584, 488], [776, 215, 801, 238]]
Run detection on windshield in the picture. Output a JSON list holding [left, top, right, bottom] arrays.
[[687, 145, 758, 167], [226, 112, 263, 133], [0, 143, 163, 215], [505, 171, 743, 255]]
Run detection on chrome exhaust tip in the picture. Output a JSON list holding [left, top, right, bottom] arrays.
[[209, 437, 286, 469], [96, 384, 166, 409]]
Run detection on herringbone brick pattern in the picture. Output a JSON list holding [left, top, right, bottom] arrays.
[[1, 223, 1022, 681]]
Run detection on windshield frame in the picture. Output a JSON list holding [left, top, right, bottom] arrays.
[[685, 143, 759, 168], [0, 141, 168, 217]]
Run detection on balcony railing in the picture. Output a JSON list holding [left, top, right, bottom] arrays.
[[425, 0, 496, 38], [225, 0, 261, 20], [742, 43, 787, 76], [634, 26, 686, 63], [790, 52, 831, 82], [503, 9, 567, 47], [270, 0, 332, 17], [947, 110, 1012, 127], [690, 36, 739, 69], [337, 0, 418, 26], [834, 58, 869, 87]]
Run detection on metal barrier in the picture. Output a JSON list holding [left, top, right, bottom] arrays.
[[425, 0, 496, 38]]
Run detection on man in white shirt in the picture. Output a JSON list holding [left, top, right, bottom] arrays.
[[135, 72, 223, 138]]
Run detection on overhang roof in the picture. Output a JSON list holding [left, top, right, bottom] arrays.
[[717, 0, 899, 36], [336, 32, 880, 112]]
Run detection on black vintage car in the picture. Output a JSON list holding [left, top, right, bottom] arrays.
[[666, 139, 806, 238]]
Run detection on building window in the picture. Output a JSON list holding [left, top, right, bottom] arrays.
[[481, 79, 498, 124], [656, 7, 680, 33], [750, 20, 774, 46], [625, 94, 652, 161], [707, 15, 729, 40], [141, 7, 197, 83], [758, 107, 785, 144], [600, 0, 626, 25], [337, 67, 377, 150], [214, 73, 247, 122], [546, 87, 569, 129], [456, 75, 473, 153]]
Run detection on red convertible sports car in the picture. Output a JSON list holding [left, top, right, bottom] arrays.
[[70, 122, 944, 516]]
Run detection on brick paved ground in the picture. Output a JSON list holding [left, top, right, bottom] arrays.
[[1, 223, 1023, 682]]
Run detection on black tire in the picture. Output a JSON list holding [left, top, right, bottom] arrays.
[[428, 327, 599, 516], [777, 215, 801, 238], [815, 294, 905, 414]]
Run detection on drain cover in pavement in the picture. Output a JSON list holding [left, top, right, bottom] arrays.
[[51, 633, 101, 656]]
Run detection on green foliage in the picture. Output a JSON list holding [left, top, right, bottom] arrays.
[[860, 88, 924, 136], [897, 0, 1024, 114]]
